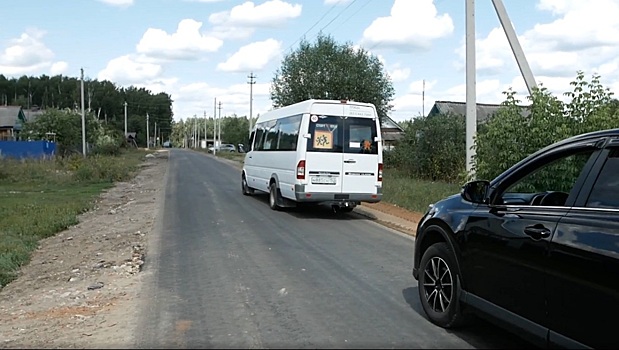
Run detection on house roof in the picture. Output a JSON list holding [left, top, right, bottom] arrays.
[[0, 106, 22, 128], [428, 100, 530, 123], [381, 114, 404, 132]]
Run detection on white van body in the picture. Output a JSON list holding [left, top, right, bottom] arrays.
[[242, 99, 383, 211]]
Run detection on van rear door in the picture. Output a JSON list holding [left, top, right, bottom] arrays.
[[304, 105, 380, 196], [305, 115, 344, 194], [341, 116, 380, 194]]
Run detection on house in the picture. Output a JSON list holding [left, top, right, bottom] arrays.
[[381, 115, 405, 150], [427, 100, 530, 124], [0, 106, 26, 141], [0, 106, 46, 141]]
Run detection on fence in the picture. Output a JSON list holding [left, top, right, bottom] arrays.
[[0, 141, 56, 159]]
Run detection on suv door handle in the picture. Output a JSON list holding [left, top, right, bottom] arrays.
[[524, 225, 551, 239], [344, 159, 356, 164]]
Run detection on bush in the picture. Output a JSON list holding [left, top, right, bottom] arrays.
[[474, 71, 618, 181]]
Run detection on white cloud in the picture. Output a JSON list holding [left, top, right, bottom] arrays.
[[361, 0, 453, 51], [136, 19, 223, 60], [388, 65, 411, 83], [97, 55, 163, 84], [0, 29, 55, 75], [217, 39, 282, 72], [209, 0, 302, 28], [462, 0, 619, 82], [50, 61, 69, 75], [97, 0, 133, 7], [172, 81, 272, 122]]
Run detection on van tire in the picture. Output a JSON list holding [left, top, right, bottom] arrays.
[[242, 174, 254, 196], [269, 183, 280, 210]]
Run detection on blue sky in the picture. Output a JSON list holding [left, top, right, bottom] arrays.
[[1, 0, 618, 122]]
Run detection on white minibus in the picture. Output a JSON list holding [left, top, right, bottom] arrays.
[[241, 99, 383, 212]]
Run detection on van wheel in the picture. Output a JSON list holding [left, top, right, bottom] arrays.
[[269, 183, 280, 210], [242, 174, 254, 196]]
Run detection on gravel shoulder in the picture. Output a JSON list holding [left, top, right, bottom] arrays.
[[0, 150, 169, 349]]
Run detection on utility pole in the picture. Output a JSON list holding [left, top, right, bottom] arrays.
[[204, 110, 207, 150], [213, 98, 217, 156], [146, 113, 150, 150], [154, 121, 157, 148], [218, 101, 222, 149], [80, 68, 86, 157], [465, 0, 477, 177], [247, 72, 256, 136], [124, 101, 128, 139]]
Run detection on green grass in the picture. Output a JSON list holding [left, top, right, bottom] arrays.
[[209, 151, 460, 214], [381, 169, 463, 213], [0, 149, 147, 287]]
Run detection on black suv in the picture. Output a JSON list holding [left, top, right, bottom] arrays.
[[413, 128, 619, 349]]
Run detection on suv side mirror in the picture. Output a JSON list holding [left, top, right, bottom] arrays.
[[461, 180, 490, 204]]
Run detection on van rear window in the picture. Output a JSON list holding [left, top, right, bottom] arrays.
[[307, 115, 378, 154]]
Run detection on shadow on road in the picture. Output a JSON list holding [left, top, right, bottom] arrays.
[[402, 286, 538, 349], [248, 194, 370, 221]]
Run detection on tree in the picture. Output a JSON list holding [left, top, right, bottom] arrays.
[[473, 71, 618, 181], [270, 33, 395, 121]]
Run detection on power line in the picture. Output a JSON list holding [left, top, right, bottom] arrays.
[[330, 0, 373, 32], [313, 0, 359, 37], [284, 0, 343, 53]]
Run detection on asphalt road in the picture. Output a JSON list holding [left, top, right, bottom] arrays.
[[134, 148, 533, 349]]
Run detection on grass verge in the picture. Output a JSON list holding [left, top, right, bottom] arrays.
[[382, 169, 462, 213], [0, 149, 148, 287], [208, 151, 461, 214]]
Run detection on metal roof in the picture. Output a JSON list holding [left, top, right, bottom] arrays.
[[428, 100, 530, 123]]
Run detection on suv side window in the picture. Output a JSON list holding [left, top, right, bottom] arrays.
[[499, 149, 596, 206], [586, 149, 619, 209]]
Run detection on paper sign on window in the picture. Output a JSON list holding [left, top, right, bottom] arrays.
[[313, 130, 333, 149]]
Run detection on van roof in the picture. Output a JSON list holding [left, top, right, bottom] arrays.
[[256, 99, 376, 123]]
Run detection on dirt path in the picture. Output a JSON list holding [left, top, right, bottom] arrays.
[[0, 150, 169, 349]]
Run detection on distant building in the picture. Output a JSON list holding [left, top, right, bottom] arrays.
[[381, 115, 404, 150], [427, 100, 530, 124], [0, 106, 47, 141]]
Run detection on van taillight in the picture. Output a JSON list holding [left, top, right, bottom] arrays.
[[297, 160, 306, 180], [378, 163, 383, 182]]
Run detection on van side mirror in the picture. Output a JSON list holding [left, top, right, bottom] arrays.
[[461, 180, 490, 204]]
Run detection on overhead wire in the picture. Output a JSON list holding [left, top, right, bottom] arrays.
[[283, 0, 343, 53]]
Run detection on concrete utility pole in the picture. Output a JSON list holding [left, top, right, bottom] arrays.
[[146, 113, 150, 150], [247, 72, 256, 135], [465, 0, 477, 177], [124, 101, 128, 139], [80, 68, 86, 157], [204, 110, 207, 149], [492, 0, 537, 96], [218, 101, 222, 148], [213, 98, 217, 156], [154, 121, 157, 148]]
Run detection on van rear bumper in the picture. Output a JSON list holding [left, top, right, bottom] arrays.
[[294, 184, 382, 203]]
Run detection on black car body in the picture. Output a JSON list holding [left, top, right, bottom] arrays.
[[413, 128, 619, 349]]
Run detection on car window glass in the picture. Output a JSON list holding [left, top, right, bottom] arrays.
[[502, 150, 595, 206], [586, 149, 619, 209]]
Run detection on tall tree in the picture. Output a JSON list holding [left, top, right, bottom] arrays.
[[270, 33, 395, 121]]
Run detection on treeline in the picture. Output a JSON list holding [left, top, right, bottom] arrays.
[[386, 71, 619, 183], [0, 74, 173, 147]]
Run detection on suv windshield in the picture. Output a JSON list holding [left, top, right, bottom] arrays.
[[306, 115, 378, 154]]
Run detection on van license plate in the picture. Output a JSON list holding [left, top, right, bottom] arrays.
[[311, 176, 336, 185]]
